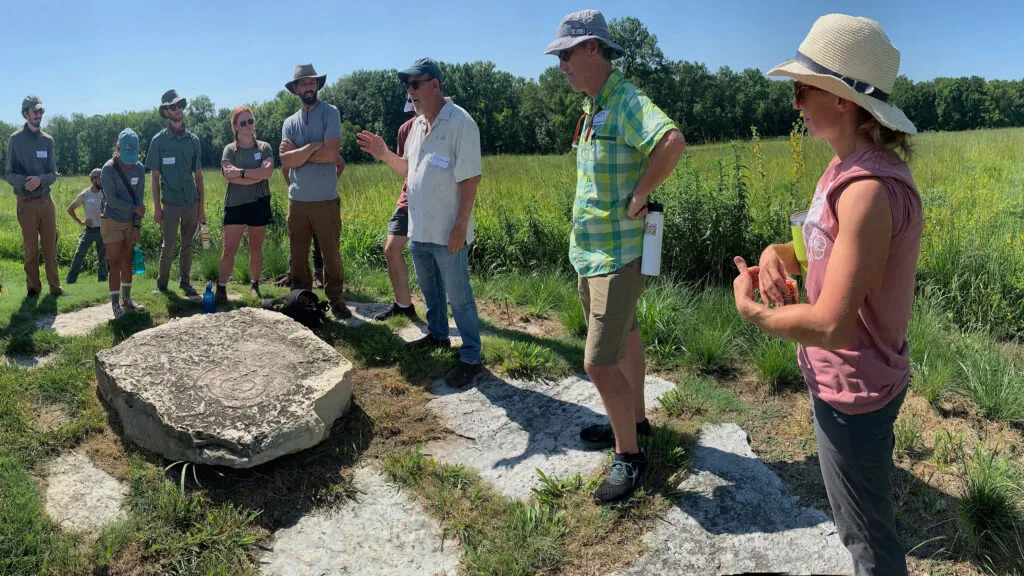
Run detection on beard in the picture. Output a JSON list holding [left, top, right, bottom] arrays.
[[300, 91, 318, 106]]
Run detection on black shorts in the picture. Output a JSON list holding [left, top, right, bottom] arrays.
[[224, 196, 272, 227], [387, 206, 409, 236]]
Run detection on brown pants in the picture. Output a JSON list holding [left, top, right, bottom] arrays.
[[288, 198, 344, 305], [17, 195, 60, 294], [158, 203, 200, 288]]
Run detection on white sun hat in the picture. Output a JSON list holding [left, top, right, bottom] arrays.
[[768, 13, 916, 134]]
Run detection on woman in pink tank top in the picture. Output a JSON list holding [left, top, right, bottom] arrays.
[[731, 15, 921, 576]]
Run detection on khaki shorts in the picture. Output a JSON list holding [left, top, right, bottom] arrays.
[[578, 258, 645, 366], [100, 218, 133, 244]]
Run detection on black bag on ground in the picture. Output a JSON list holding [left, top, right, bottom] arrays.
[[262, 289, 328, 329]]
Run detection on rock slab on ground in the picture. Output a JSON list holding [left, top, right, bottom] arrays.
[[426, 374, 675, 500], [260, 466, 459, 576], [37, 303, 114, 337], [615, 423, 853, 576], [95, 307, 353, 468], [45, 451, 126, 534]]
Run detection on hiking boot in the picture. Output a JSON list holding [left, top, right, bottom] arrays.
[[407, 334, 451, 350], [121, 298, 145, 312], [313, 269, 324, 289], [180, 283, 199, 297], [580, 419, 653, 450], [331, 301, 352, 320], [111, 301, 123, 319], [444, 361, 484, 388], [215, 284, 228, 304], [249, 282, 261, 298], [153, 283, 168, 294], [50, 288, 68, 297], [373, 302, 419, 322], [273, 272, 292, 287], [592, 450, 648, 505]]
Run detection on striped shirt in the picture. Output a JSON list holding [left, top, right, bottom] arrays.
[[571, 69, 676, 277]]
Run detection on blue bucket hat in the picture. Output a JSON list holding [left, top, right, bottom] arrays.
[[118, 128, 140, 164]]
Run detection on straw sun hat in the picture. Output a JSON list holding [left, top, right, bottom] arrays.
[[768, 14, 916, 134]]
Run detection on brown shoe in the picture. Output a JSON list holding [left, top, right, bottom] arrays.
[[331, 301, 352, 319], [215, 284, 228, 304]]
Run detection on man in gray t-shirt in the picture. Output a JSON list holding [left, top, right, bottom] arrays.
[[279, 63, 349, 318]]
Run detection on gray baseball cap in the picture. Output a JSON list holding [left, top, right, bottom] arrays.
[[398, 58, 444, 83], [544, 9, 624, 58]]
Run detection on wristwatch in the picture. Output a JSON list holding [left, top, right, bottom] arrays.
[[240, 169, 246, 179]]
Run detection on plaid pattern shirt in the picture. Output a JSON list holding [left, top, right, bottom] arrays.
[[570, 70, 677, 277]]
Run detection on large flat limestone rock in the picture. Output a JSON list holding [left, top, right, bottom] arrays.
[[615, 423, 853, 576], [45, 451, 126, 534], [95, 307, 353, 468], [426, 374, 675, 500], [260, 466, 459, 575]]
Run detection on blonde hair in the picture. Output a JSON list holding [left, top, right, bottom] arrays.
[[858, 108, 913, 162], [230, 106, 256, 150]]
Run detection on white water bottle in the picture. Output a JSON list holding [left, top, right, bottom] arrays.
[[200, 222, 210, 250], [641, 200, 664, 276]]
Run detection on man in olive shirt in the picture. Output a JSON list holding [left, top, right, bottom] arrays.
[[146, 89, 205, 296], [4, 94, 63, 296]]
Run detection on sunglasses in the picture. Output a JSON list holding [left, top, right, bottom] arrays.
[[237, 118, 254, 127], [167, 102, 185, 111], [403, 77, 433, 91], [27, 108, 45, 116], [794, 82, 824, 101], [557, 47, 577, 62]]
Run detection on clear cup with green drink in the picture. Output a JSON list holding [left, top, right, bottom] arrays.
[[790, 210, 809, 277]]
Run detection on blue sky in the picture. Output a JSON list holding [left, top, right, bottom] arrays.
[[3, 0, 1021, 125]]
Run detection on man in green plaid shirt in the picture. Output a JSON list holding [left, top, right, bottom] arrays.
[[546, 9, 685, 506]]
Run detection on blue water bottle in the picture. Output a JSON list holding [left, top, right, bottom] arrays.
[[132, 246, 145, 275], [203, 282, 216, 313]]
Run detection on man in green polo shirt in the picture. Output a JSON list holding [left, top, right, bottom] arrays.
[[5, 94, 64, 296], [146, 89, 205, 296], [546, 9, 685, 505]]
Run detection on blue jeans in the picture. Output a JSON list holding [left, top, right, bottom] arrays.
[[409, 241, 481, 364], [66, 226, 107, 283]]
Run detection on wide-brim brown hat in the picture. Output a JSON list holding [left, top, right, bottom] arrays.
[[767, 14, 916, 134], [286, 64, 327, 94], [159, 89, 187, 112]]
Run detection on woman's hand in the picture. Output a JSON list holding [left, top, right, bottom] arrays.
[[732, 256, 760, 318], [757, 245, 793, 306]]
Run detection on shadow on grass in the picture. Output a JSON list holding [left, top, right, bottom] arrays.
[[1, 293, 60, 357], [201, 402, 376, 531]]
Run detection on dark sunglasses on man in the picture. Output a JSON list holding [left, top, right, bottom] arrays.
[[402, 77, 433, 91]]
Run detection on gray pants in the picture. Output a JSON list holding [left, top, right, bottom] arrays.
[[158, 203, 200, 288], [66, 226, 107, 283], [813, 386, 909, 576]]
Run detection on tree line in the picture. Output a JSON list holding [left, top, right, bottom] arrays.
[[2, 17, 1022, 175]]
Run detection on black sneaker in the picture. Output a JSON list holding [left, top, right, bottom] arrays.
[[373, 302, 419, 322], [444, 361, 484, 388], [580, 419, 653, 450], [215, 284, 228, 304], [407, 334, 451, 350], [180, 283, 199, 297], [592, 450, 648, 505], [153, 283, 168, 294]]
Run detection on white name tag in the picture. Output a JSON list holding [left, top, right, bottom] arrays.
[[592, 110, 609, 127], [430, 154, 451, 169], [253, 152, 262, 160], [162, 157, 176, 165], [36, 150, 48, 158], [131, 177, 139, 185]]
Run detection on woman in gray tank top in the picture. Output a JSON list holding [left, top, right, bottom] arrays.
[[218, 106, 275, 301]]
